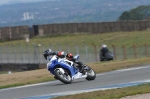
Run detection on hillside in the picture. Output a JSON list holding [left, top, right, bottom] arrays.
[[1, 30, 150, 48], [0, 0, 150, 26]]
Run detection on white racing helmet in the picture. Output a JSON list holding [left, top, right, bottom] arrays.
[[102, 44, 107, 48]]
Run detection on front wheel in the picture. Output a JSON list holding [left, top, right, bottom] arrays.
[[86, 67, 96, 80], [54, 68, 72, 84]]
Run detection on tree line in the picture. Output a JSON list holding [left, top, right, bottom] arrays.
[[119, 5, 150, 21]]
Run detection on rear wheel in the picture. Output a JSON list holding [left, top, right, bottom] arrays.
[[54, 68, 72, 84]]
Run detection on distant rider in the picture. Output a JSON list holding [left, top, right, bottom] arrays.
[[99, 44, 114, 61]]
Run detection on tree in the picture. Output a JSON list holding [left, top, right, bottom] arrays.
[[119, 11, 131, 20], [118, 5, 150, 21]]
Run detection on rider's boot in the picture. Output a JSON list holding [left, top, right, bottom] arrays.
[[78, 63, 86, 74]]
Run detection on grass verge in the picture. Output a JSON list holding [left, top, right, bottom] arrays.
[[54, 83, 150, 99]]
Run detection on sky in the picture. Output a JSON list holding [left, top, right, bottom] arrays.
[[0, 0, 46, 5]]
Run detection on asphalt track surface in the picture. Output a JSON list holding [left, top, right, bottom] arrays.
[[0, 65, 150, 99]]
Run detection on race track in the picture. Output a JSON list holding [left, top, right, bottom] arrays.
[[0, 65, 150, 99]]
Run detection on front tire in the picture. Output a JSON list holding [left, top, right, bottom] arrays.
[[54, 69, 72, 84], [86, 68, 96, 80]]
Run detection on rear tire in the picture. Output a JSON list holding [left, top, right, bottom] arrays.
[[54, 69, 72, 84]]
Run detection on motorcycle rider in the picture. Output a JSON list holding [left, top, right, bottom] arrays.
[[43, 49, 64, 79], [43, 49, 64, 60], [100, 44, 113, 61], [43, 49, 54, 61], [43, 49, 85, 74], [54, 51, 85, 73], [65, 53, 85, 73], [57, 51, 66, 58], [43, 49, 68, 60], [100, 44, 109, 61]]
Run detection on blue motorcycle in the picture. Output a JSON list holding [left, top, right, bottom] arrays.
[[47, 54, 96, 84]]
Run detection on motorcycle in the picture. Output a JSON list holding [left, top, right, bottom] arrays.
[[100, 51, 114, 62], [47, 54, 96, 84]]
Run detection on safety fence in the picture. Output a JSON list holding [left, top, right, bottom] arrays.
[[34, 20, 150, 36], [1, 20, 150, 40], [0, 44, 149, 64]]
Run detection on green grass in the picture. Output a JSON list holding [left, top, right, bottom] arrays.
[[0, 71, 9, 74], [54, 83, 150, 99], [1, 30, 150, 48]]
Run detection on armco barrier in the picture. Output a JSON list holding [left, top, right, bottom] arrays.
[[0, 64, 39, 71]]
